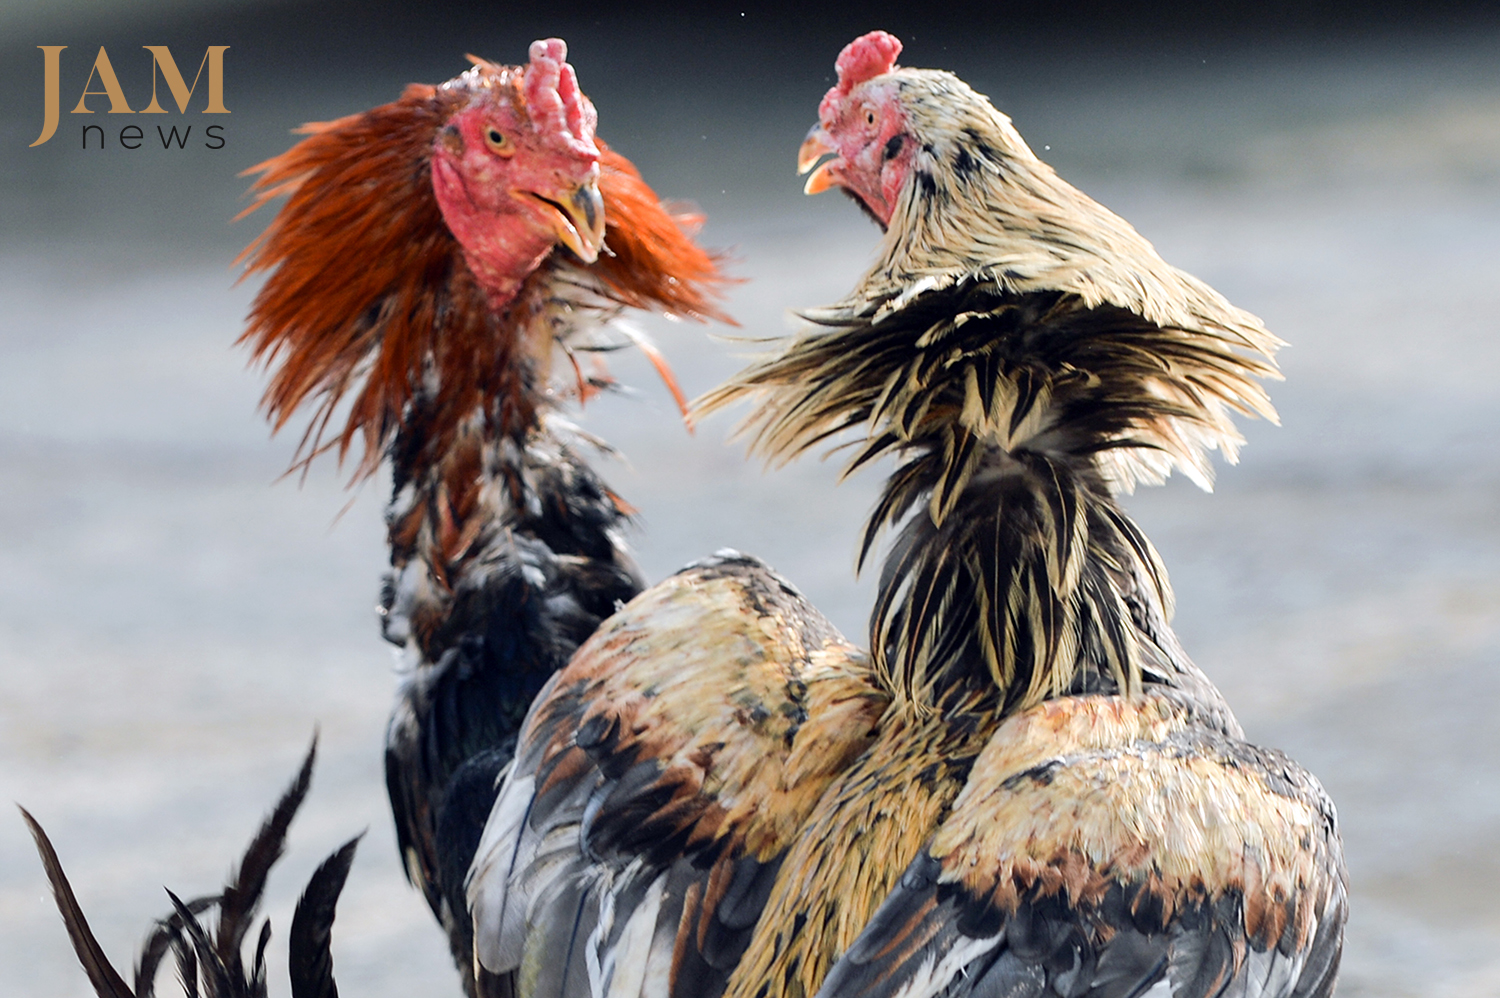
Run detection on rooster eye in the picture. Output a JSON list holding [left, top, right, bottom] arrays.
[[484, 127, 513, 156], [865, 109, 877, 126]]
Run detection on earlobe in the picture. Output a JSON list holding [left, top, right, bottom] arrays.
[[437, 123, 463, 157]]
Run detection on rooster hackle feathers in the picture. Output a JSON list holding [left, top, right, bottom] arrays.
[[699, 30, 1283, 714], [237, 40, 727, 479], [33, 30, 1345, 998]]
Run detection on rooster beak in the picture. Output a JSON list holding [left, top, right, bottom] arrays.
[[798, 125, 838, 196], [798, 125, 834, 174], [526, 180, 606, 264], [803, 161, 838, 196]]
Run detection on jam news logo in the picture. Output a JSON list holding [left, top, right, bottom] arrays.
[[30, 45, 229, 149]]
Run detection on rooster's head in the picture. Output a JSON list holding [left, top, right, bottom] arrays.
[[433, 39, 606, 297], [797, 31, 913, 228], [795, 30, 1042, 237], [238, 38, 729, 479]]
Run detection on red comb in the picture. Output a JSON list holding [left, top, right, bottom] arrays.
[[835, 31, 902, 92], [524, 37, 598, 156]]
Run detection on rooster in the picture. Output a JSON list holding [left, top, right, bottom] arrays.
[[23, 740, 358, 998], [236, 38, 729, 996], [465, 31, 1346, 998]]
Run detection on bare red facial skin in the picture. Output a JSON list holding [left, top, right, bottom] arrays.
[[430, 39, 603, 308], [800, 30, 915, 228], [816, 82, 914, 227]]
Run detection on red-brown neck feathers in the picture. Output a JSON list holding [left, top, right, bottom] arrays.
[[593, 142, 732, 324], [237, 81, 477, 479], [236, 67, 730, 482]]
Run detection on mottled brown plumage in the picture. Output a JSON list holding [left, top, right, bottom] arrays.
[[467, 30, 1343, 998]]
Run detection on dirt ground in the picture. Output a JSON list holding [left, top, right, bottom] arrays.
[[2, 14, 1498, 997]]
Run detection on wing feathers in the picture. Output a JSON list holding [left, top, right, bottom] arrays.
[[470, 571, 1341, 998], [813, 695, 1343, 998], [967, 951, 1045, 998], [469, 553, 885, 998]]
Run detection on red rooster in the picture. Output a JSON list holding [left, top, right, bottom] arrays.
[[465, 31, 1345, 998], [236, 39, 729, 996]]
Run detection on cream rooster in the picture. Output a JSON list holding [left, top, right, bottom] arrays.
[[464, 29, 1345, 998]]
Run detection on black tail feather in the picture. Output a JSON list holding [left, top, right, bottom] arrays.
[[137, 894, 220, 998], [289, 833, 363, 998], [175, 930, 200, 998], [24, 735, 362, 998], [216, 736, 318, 980], [18, 805, 136, 998], [165, 889, 246, 998]]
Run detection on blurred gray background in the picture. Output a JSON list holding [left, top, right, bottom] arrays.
[[2, 1, 1498, 995]]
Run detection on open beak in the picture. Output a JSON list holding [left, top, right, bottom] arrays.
[[523, 180, 606, 263], [798, 125, 839, 196]]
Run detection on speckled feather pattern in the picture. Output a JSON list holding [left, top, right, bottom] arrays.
[[467, 554, 886, 995]]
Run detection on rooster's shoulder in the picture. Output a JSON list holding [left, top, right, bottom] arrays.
[[467, 551, 887, 998]]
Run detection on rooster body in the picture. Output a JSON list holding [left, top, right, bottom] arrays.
[[467, 32, 1344, 998], [237, 40, 727, 996]]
